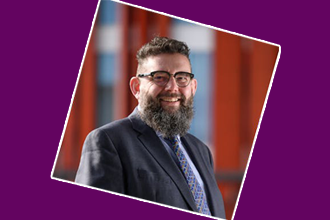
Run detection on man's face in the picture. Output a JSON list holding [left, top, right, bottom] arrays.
[[130, 53, 197, 137], [136, 53, 197, 113]]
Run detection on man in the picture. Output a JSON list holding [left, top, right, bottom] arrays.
[[75, 37, 226, 218]]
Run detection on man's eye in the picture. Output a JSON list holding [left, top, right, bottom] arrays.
[[154, 76, 168, 81], [176, 75, 188, 82]]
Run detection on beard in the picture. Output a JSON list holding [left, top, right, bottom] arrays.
[[138, 92, 194, 138]]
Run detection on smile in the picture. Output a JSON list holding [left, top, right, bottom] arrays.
[[160, 97, 180, 102]]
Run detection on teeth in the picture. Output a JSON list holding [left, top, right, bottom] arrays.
[[161, 97, 179, 102]]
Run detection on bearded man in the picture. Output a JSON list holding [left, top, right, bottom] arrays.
[[75, 37, 226, 219]]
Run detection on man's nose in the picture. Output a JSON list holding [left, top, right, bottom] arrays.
[[165, 76, 179, 91]]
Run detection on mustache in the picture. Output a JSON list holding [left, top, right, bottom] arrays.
[[157, 93, 186, 101]]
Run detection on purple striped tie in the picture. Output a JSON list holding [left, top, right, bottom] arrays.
[[168, 137, 211, 215]]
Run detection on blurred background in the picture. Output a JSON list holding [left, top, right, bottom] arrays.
[[53, 1, 279, 219]]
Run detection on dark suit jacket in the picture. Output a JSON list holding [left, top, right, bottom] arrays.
[[75, 110, 226, 219]]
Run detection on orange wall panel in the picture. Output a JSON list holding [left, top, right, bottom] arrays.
[[214, 32, 242, 171]]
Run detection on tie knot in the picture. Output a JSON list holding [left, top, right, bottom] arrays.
[[165, 137, 178, 146]]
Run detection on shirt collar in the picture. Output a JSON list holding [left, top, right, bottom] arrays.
[[156, 132, 180, 142]]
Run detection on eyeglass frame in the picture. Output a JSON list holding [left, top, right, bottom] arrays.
[[137, 70, 195, 88]]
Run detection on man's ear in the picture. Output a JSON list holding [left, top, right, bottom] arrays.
[[130, 77, 140, 100], [191, 78, 197, 96]]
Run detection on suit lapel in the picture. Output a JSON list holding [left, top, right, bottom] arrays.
[[181, 136, 219, 216], [128, 111, 198, 212]]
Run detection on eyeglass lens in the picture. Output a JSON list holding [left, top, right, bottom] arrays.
[[153, 72, 191, 87]]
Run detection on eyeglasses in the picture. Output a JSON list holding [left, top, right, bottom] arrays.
[[138, 71, 194, 87]]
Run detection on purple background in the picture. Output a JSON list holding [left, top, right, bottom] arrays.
[[2, 0, 329, 219]]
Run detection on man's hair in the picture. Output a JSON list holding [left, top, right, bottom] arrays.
[[136, 37, 191, 71]]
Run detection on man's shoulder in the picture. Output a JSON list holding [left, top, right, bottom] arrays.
[[90, 112, 144, 138], [85, 116, 136, 146], [184, 133, 205, 145], [183, 133, 211, 154], [97, 117, 132, 132]]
